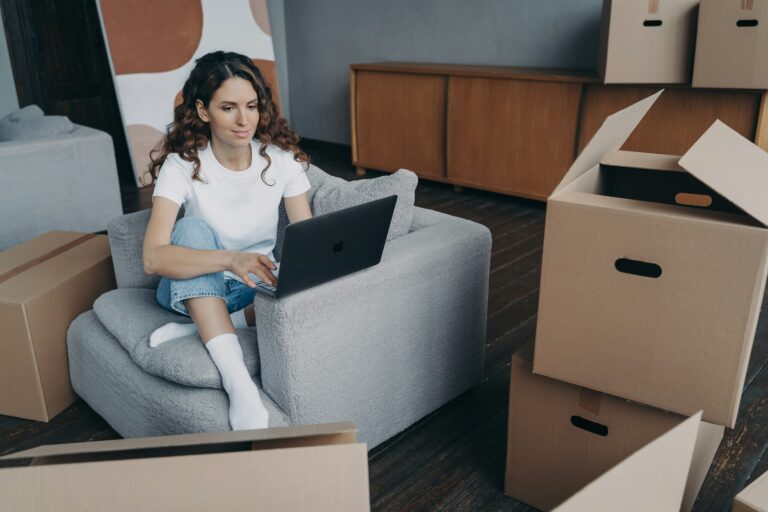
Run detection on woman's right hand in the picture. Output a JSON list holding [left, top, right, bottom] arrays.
[[229, 252, 277, 288]]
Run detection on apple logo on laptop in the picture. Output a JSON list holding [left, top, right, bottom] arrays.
[[333, 239, 344, 253]]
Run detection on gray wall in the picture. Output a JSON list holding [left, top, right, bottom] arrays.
[[0, 6, 19, 118], [268, 0, 291, 122], [285, 0, 603, 145]]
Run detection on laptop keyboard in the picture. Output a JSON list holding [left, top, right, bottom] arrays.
[[255, 281, 277, 293], [250, 263, 279, 294]]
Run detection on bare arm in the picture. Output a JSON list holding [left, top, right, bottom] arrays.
[[284, 192, 312, 223], [142, 197, 277, 286]]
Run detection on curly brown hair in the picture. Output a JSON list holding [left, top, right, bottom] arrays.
[[143, 51, 309, 186]]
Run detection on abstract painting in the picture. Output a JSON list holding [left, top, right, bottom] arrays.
[[97, 0, 280, 185]]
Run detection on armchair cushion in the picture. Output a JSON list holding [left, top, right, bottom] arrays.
[[311, 169, 418, 241], [108, 209, 159, 289], [93, 288, 259, 388]]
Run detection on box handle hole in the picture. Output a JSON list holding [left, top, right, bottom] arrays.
[[675, 192, 713, 208], [643, 19, 663, 27], [737, 19, 759, 27], [571, 416, 609, 437], [615, 258, 662, 278]]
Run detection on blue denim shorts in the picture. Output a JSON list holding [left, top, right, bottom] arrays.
[[155, 217, 258, 317]]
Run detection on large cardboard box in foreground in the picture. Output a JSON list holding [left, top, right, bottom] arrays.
[[692, 0, 768, 89], [734, 468, 768, 511], [0, 231, 116, 422], [533, 90, 768, 427], [0, 422, 370, 511], [505, 344, 723, 511], [598, 0, 699, 84]]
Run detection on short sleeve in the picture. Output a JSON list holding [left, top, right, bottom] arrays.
[[153, 156, 192, 206], [282, 151, 311, 198]]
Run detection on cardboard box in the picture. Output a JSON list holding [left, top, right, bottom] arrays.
[[0, 422, 370, 511], [0, 231, 116, 422], [692, 0, 768, 89], [554, 412, 707, 511], [505, 344, 723, 511], [533, 90, 768, 427], [734, 468, 768, 511], [598, 0, 699, 84]]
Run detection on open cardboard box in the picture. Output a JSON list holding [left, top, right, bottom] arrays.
[[692, 0, 768, 89], [734, 467, 768, 511], [533, 90, 768, 427], [0, 422, 369, 511], [0, 231, 116, 422], [598, 0, 699, 84], [506, 343, 723, 511]]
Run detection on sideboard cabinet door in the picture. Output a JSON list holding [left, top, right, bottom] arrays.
[[354, 71, 447, 179], [446, 77, 582, 200], [577, 85, 762, 155]]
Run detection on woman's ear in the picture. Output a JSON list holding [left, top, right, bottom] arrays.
[[195, 99, 209, 123]]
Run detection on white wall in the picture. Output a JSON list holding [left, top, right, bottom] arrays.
[[284, 0, 603, 144], [0, 5, 19, 118]]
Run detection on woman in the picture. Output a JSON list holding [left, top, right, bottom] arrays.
[[142, 51, 312, 430]]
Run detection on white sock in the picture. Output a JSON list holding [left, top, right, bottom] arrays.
[[149, 309, 249, 348], [205, 333, 269, 430]]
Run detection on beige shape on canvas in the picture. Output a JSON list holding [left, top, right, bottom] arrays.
[[250, 0, 271, 36], [127, 124, 165, 186]]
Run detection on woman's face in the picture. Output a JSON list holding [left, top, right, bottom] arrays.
[[196, 77, 260, 151]]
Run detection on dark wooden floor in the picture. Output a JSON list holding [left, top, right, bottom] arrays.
[[2, 139, 767, 511]]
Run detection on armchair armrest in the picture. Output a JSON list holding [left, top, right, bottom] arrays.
[[254, 207, 491, 447]]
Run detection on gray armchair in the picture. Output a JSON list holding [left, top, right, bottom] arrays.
[[67, 165, 491, 449]]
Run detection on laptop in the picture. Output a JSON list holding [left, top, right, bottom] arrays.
[[250, 195, 397, 298]]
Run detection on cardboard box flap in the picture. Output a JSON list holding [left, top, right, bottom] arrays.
[[553, 90, 662, 196], [679, 120, 768, 227], [553, 412, 702, 511], [601, 150, 684, 173], [735, 469, 768, 511], [3, 422, 358, 461]]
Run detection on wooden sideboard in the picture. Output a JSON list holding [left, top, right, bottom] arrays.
[[350, 62, 768, 201]]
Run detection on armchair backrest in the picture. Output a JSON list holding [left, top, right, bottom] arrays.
[[107, 164, 340, 289]]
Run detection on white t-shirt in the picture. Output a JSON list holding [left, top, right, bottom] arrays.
[[152, 141, 311, 282]]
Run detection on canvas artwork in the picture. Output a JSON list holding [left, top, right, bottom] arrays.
[[97, 0, 280, 186]]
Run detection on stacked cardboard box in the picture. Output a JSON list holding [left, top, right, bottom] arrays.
[[599, 0, 768, 89], [555, 413, 708, 511], [693, 0, 768, 89], [599, 0, 699, 84], [506, 90, 768, 510], [505, 343, 722, 511], [0, 422, 370, 511]]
